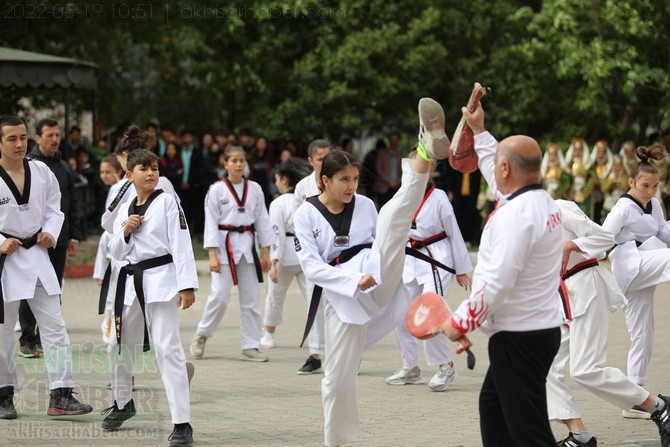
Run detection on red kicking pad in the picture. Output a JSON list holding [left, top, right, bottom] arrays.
[[406, 291, 476, 369], [449, 82, 492, 174], [406, 291, 449, 340]]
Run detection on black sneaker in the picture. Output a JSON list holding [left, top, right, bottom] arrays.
[[168, 423, 193, 447], [297, 356, 322, 375], [556, 432, 597, 446], [651, 395, 670, 447], [0, 387, 17, 420], [47, 388, 92, 416], [101, 399, 136, 431]]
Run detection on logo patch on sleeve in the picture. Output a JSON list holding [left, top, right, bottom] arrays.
[[294, 237, 302, 252]]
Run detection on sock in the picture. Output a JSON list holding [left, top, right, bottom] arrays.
[[417, 141, 432, 161], [652, 396, 667, 413], [571, 430, 591, 443]]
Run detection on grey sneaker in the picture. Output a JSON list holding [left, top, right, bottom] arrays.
[[418, 98, 450, 160], [386, 367, 425, 385], [240, 348, 268, 362], [428, 364, 457, 392], [189, 335, 206, 359]]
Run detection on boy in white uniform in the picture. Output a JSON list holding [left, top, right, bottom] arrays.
[[0, 116, 92, 419], [102, 149, 197, 447]]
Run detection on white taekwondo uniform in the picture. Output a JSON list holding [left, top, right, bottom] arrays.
[[393, 185, 472, 369], [99, 177, 178, 325], [602, 194, 670, 385], [109, 190, 198, 424], [294, 158, 428, 447], [262, 192, 309, 335], [547, 199, 648, 420], [292, 171, 326, 356], [196, 177, 273, 350], [0, 159, 75, 390]]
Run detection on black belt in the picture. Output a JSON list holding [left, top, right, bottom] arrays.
[[114, 254, 173, 353], [300, 243, 373, 347], [299, 243, 457, 347], [218, 224, 263, 285], [285, 232, 295, 237], [407, 232, 452, 295], [98, 263, 113, 315], [0, 231, 40, 324], [562, 258, 599, 281]]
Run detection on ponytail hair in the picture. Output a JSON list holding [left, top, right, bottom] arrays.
[[115, 125, 151, 155], [630, 143, 666, 179]]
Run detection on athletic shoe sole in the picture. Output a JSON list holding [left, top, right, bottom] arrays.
[[622, 408, 651, 419], [418, 98, 450, 160]]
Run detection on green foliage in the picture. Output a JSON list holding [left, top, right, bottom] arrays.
[[0, 0, 668, 150]]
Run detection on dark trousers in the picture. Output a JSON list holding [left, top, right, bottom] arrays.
[[479, 327, 561, 447], [18, 245, 66, 345]]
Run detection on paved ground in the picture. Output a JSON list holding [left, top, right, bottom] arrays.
[[2, 258, 670, 446]]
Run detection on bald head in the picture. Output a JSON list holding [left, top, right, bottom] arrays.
[[495, 135, 542, 194]]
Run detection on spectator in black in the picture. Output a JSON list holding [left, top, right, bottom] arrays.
[[178, 129, 204, 237], [18, 118, 83, 358], [159, 141, 183, 191], [247, 135, 274, 207], [239, 128, 254, 154]]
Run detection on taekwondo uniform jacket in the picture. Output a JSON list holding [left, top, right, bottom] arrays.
[[403, 186, 472, 287], [269, 192, 300, 266], [202, 178, 273, 263], [602, 195, 670, 294], [110, 191, 199, 305], [294, 193, 383, 325], [0, 159, 64, 299], [557, 199, 624, 315]]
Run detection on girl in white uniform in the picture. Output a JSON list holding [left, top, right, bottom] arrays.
[[293, 98, 446, 446], [288, 140, 331, 373], [103, 149, 198, 447], [93, 155, 124, 343], [260, 158, 311, 351], [547, 199, 670, 447], [602, 143, 670, 387], [387, 151, 472, 391], [191, 146, 273, 362]]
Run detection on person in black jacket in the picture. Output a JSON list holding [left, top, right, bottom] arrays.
[[18, 118, 82, 358]]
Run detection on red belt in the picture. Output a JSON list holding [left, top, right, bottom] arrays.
[[218, 224, 263, 285], [563, 258, 599, 281]]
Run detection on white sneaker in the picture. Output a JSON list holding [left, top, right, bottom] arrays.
[[386, 367, 425, 385], [428, 364, 458, 392], [260, 332, 276, 349], [418, 98, 450, 160], [190, 335, 207, 359], [14, 321, 20, 333], [622, 405, 651, 419], [240, 348, 269, 362]]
